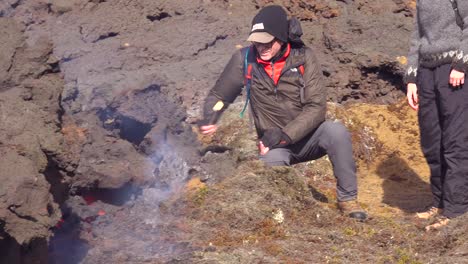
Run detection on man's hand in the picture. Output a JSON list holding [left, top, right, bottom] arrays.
[[449, 69, 465, 87], [258, 141, 270, 155], [199, 124, 218, 135], [260, 127, 291, 148], [260, 127, 283, 148], [407, 83, 418, 111]]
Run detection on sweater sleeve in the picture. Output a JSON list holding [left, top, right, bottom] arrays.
[[404, 10, 420, 84], [452, 0, 468, 72]]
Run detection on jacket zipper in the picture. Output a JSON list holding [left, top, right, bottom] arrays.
[[271, 61, 278, 100]]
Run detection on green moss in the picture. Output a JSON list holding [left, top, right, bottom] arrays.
[[193, 186, 209, 206], [395, 248, 422, 264], [364, 227, 377, 238], [343, 227, 357, 236]]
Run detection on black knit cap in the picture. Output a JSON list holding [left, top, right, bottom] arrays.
[[247, 5, 288, 43]]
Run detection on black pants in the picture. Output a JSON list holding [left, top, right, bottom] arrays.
[[417, 64, 468, 218], [259, 121, 358, 202]]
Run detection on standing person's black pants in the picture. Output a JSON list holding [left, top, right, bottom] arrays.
[[417, 64, 468, 218]]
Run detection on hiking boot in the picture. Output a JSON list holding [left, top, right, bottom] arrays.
[[338, 200, 368, 221], [415, 206, 442, 220], [424, 216, 450, 231]]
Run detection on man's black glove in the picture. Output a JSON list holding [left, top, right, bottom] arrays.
[[260, 127, 292, 148]]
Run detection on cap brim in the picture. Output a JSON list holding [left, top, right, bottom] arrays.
[[247, 32, 274, 43]]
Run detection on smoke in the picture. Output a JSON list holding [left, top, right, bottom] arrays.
[[49, 119, 199, 263]]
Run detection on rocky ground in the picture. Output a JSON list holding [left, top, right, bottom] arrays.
[[0, 0, 467, 263]]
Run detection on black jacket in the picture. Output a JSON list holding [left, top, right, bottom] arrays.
[[203, 44, 327, 144]]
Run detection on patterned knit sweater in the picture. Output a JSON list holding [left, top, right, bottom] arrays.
[[404, 0, 468, 84]]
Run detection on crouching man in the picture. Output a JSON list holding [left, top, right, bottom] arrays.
[[199, 5, 367, 221]]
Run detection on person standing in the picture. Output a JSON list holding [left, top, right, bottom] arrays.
[[405, 0, 468, 230], [199, 5, 367, 220]]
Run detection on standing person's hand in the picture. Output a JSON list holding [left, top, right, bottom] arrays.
[[449, 69, 465, 87], [407, 83, 418, 110], [199, 124, 218, 135]]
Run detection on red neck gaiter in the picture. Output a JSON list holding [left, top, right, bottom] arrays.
[[256, 43, 291, 85]]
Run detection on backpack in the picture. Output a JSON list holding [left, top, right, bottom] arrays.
[[240, 17, 305, 117]]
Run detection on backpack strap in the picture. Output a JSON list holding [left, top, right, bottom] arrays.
[[298, 65, 305, 75], [449, 0, 464, 29], [240, 46, 253, 118], [297, 64, 306, 104]]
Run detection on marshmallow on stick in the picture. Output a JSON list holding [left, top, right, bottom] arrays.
[[209, 101, 224, 124]]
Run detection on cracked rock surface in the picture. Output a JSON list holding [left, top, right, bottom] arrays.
[[6, 1, 467, 264]]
